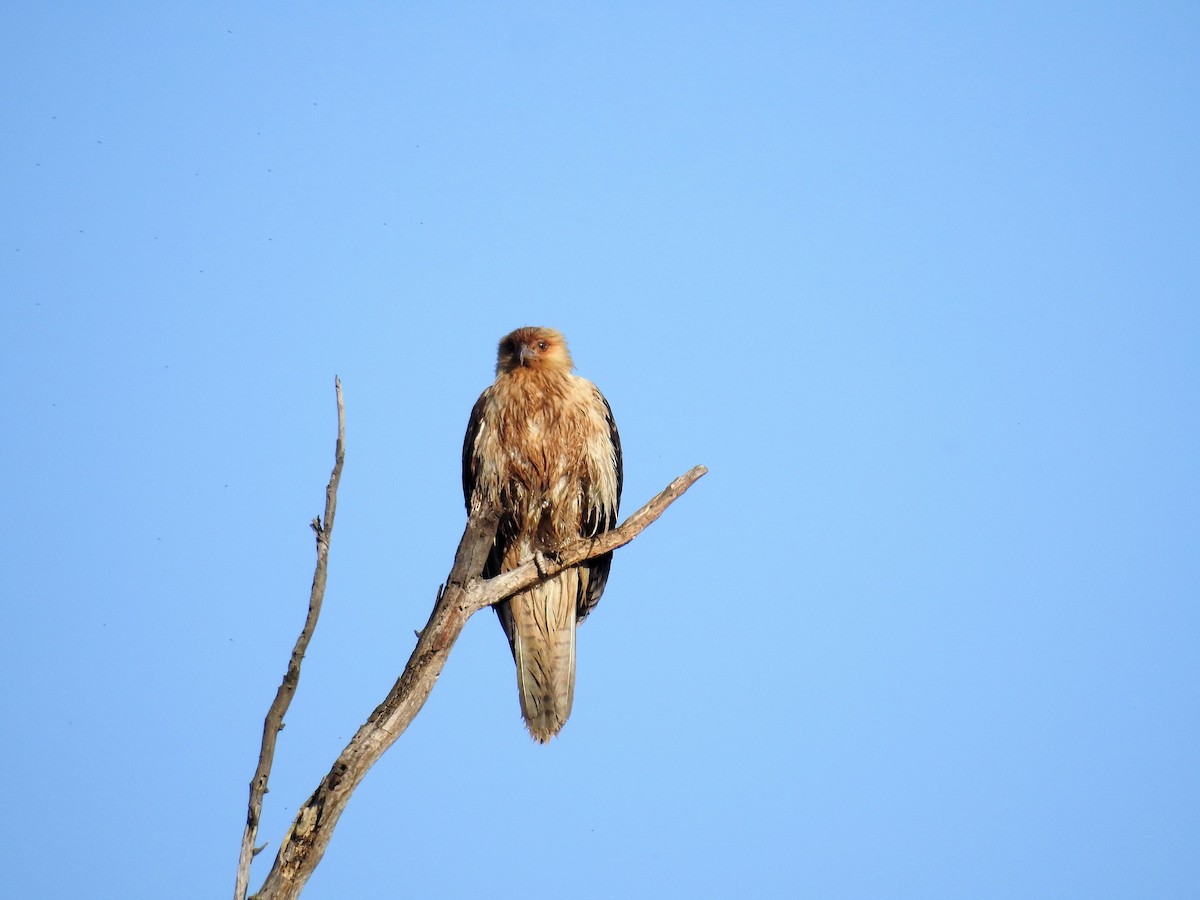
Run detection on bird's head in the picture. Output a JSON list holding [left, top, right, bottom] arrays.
[[495, 327, 573, 375]]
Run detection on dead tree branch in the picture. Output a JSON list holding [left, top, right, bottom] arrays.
[[235, 377, 345, 900], [249, 463, 707, 900]]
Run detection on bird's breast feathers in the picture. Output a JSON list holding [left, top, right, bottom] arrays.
[[471, 371, 618, 537]]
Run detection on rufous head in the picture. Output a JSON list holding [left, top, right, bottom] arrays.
[[496, 326, 574, 375]]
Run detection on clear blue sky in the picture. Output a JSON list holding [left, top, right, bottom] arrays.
[[2, 3, 1197, 898]]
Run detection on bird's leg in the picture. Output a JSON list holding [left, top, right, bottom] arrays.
[[532, 548, 563, 577], [533, 499, 566, 576]]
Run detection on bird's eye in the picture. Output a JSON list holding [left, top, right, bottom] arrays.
[[537, 340, 548, 351]]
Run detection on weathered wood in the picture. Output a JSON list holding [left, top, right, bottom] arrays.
[[235, 377, 345, 900], [249, 465, 706, 899]]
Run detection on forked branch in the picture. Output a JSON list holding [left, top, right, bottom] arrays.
[[235, 376, 344, 900], [239, 381, 707, 900]]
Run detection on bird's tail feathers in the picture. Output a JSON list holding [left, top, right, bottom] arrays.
[[511, 568, 581, 743]]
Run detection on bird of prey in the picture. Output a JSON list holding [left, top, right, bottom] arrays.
[[462, 326, 623, 742]]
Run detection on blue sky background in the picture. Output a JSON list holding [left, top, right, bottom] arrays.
[[2, 3, 1197, 898]]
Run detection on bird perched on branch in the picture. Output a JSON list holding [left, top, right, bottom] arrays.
[[463, 326, 623, 742]]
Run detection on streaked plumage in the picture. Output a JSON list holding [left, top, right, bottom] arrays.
[[462, 327, 622, 742]]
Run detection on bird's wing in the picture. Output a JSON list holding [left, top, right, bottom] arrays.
[[461, 389, 488, 511], [578, 387, 623, 621]]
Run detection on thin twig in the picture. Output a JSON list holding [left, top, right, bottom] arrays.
[[235, 377, 345, 900], [249, 464, 707, 900]]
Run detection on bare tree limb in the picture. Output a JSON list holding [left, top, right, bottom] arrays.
[[249, 464, 707, 900], [235, 377, 345, 900], [476, 465, 708, 614]]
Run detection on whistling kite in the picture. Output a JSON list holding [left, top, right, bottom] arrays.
[[462, 327, 623, 742]]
